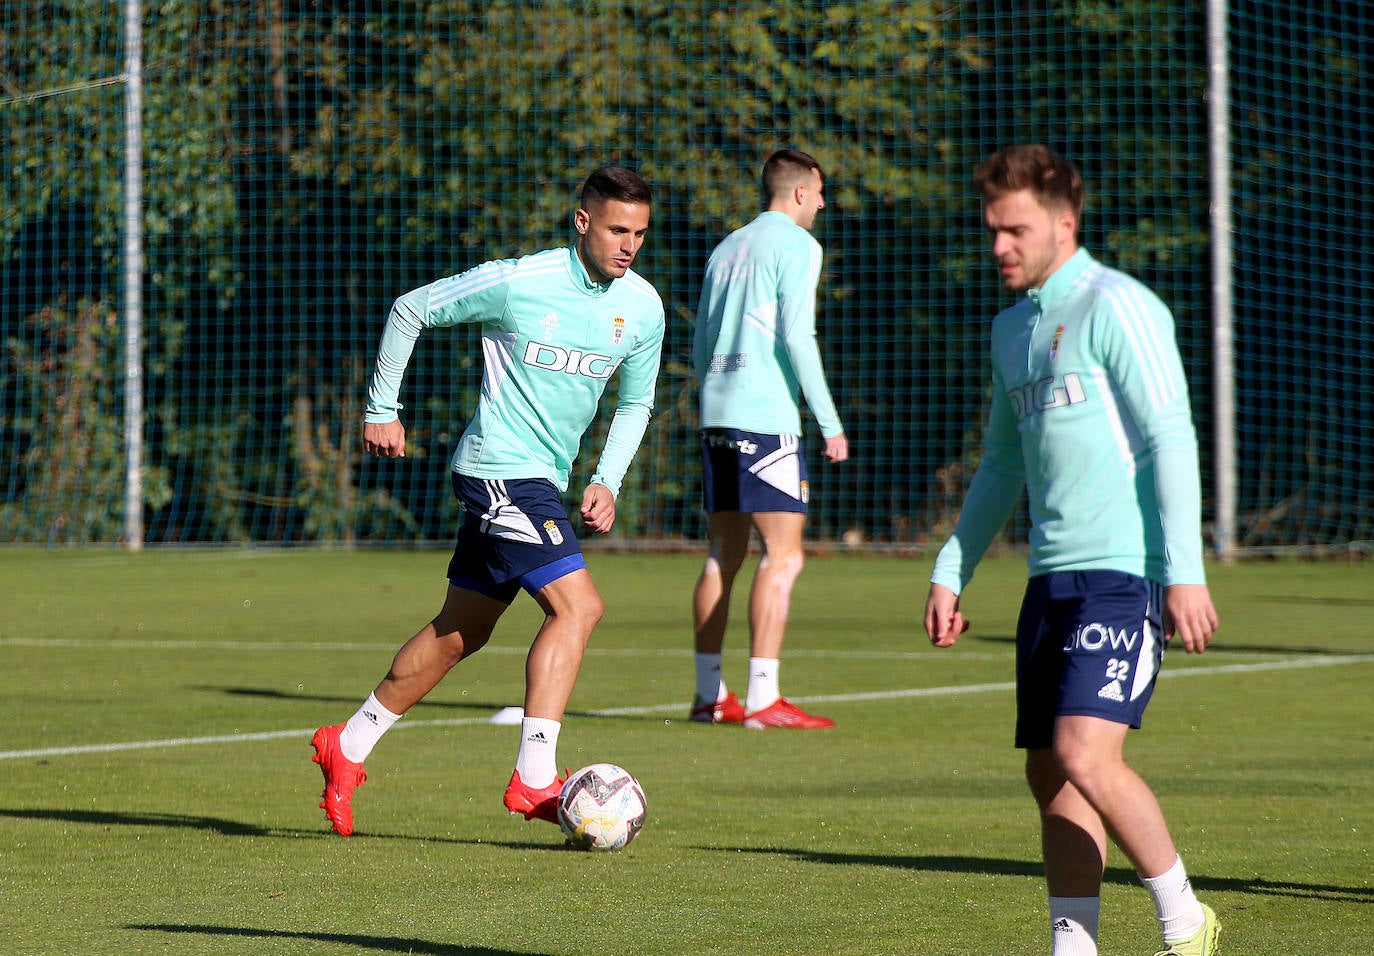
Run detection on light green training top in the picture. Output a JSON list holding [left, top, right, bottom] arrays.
[[932, 249, 1206, 593], [364, 245, 665, 497], [693, 211, 844, 437]]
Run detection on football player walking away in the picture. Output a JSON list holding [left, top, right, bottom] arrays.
[[689, 148, 849, 729], [311, 166, 665, 835], [922, 144, 1221, 956]]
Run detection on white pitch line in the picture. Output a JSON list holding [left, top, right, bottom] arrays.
[[1, 654, 1369, 762]]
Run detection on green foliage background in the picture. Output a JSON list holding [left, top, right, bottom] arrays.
[[2, 1, 1371, 547]]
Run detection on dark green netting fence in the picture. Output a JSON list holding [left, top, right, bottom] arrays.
[[2, 1, 1370, 551]]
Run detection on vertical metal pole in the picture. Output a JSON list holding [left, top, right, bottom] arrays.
[[122, 0, 145, 550], [1207, 0, 1235, 562]]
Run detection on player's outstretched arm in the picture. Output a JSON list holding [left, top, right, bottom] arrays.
[[1164, 583, 1218, 654], [924, 582, 968, 648], [580, 483, 616, 534], [364, 419, 406, 459]]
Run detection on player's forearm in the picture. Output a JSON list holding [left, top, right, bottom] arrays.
[[593, 342, 658, 495], [364, 290, 427, 422], [785, 336, 843, 436], [931, 460, 1024, 593], [1153, 438, 1207, 584], [590, 402, 651, 498]]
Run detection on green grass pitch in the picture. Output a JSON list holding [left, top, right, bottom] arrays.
[[0, 548, 1370, 954]]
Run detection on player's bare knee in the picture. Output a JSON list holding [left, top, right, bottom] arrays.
[[431, 631, 471, 668], [761, 548, 804, 585], [555, 591, 604, 633], [707, 544, 747, 578], [586, 591, 606, 626], [1052, 743, 1115, 795], [1024, 751, 1064, 803]]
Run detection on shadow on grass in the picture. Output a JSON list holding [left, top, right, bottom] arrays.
[[704, 847, 1374, 904], [0, 806, 308, 837], [197, 686, 645, 722], [128, 924, 546, 955], [202, 686, 514, 711], [0, 807, 572, 851]]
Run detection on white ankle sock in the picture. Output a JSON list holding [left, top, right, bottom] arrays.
[[338, 693, 401, 763], [1141, 855, 1205, 941], [746, 657, 780, 713], [694, 652, 726, 702], [1049, 897, 1099, 955], [514, 717, 562, 789]]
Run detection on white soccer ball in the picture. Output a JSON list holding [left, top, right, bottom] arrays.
[[557, 762, 647, 851]]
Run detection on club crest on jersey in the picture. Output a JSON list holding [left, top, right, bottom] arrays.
[[543, 519, 564, 545], [611, 315, 625, 346], [1049, 324, 1065, 360]]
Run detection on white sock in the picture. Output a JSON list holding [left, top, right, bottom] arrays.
[[514, 717, 561, 789], [746, 657, 780, 713], [338, 693, 401, 763], [1141, 855, 1205, 942], [1049, 897, 1100, 955], [694, 652, 726, 702]]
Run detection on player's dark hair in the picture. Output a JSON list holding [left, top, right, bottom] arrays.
[[974, 144, 1085, 223], [581, 166, 652, 207], [762, 148, 823, 203]]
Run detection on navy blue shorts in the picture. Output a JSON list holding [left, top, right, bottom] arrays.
[[700, 428, 809, 514], [1014, 570, 1166, 749], [447, 474, 586, 605]]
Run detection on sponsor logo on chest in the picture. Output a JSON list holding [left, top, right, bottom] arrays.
[[1008, 372, 1087, 421], [523, 341, 618, 378]]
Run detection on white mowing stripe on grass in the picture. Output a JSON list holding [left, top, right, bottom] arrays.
[[2, 654, 1369, 762]]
